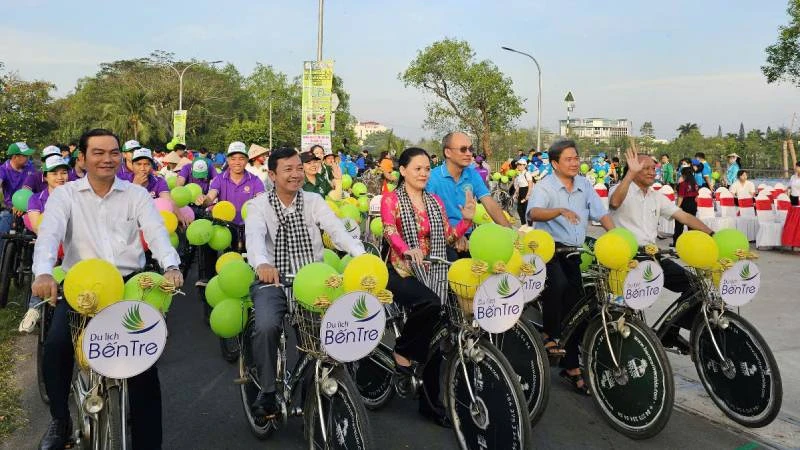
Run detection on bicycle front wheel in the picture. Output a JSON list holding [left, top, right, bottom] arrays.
[[445, 338, 532, 450], [0, 239, 17, 308], [583, 314, 674, 440], [691, 310, 782, 427], [349, 342, 395, 410], [304, 365, 374, 450], [99, 385, 123, 450]]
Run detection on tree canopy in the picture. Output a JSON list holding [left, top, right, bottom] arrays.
[[763, 0, 800, 86]]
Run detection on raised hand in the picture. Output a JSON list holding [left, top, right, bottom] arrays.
[[626, 147, 643, 175]]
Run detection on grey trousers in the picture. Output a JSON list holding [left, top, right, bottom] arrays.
[[250, 283, 288, 393]]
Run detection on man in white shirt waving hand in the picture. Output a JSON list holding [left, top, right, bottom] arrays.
[[31, 129, 183, 450]]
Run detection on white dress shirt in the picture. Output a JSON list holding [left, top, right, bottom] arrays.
[[609, 183, 679, 245], [33, 177, 181, 277], [244, 190, 365, 271]]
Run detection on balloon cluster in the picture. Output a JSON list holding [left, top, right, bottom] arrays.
[[592, 228, 639, 295], [206, 257, 255, 338], [293, 253, 391, 313], [675, 228, 751, 285]]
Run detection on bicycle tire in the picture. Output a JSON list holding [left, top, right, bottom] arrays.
[[690, 310, 782, 428], [238, 318, 278, 440], [445, 337, 532, 450], [37, 303, 53, 405], [100, 385, 123, 450], [583, 314, 674, 440], [304, 365, 374, 450], [0, 239, 17, 308], [493, 319, 551, 426], [349, 342, 395, 410]]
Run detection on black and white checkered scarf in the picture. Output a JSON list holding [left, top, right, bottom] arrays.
[[396, 183, 448, 302], [268, 189, 315, 276]]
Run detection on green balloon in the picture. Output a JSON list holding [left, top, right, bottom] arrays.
[[186, 183, 203, 200], [186, 219, 214, 245], [580, 163, 590, 174], [391, 171, 399, 180], [341, 174, 353, 190], [12, 189, 33, 212], [500, 175, 509, 184], [166, 175, 177, 190], [507, 169, 517, 177], [492, 172, 502, 181], [171, 186, 192, 207], [579, 243, 595, 271], [713, 228, 749, 260], [609, 228, 639, 258], [339, 203, 361, 222], [208, 225, 232, 251], [369, 218, 384, 237], [469, 223, 514, 268], [357, 196, 370, 212], [351, 182, 368, 197], [386, 183, 396, 192], [598, 170, 607, 178], [294, 262, 342, 312], [169, 232, 179, 248], [210, 298, 247, 338], [123, 272, 172, 313], [323, 248, 341, 269], [53, 266, 66, 284], [205, 275, 227, 307], [218, 260, 255, 298], [166, 141, 176, 151], [339, 254, 353, 273]]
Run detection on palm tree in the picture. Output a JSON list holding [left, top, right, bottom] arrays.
[[101, 86, 157, 142], [676, 123, 699, 137]]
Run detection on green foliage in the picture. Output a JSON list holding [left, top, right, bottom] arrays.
[[399, 38, 525, 157], [763, 0, 800, 86], [677, 123, 699, 137], [361, 129, 409, 154], [639, 121, 655, 138], [0, 67, 56, 156]]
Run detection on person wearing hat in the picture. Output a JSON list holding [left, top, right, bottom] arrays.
[[725, 152, 741, 187], [512, 158, 534, 224], [117, 139, 141, 177], [320, 147, 342, 189], [301, 151, 332, 197], [205, 141, 265, 226], [0, 142, 37, 256], [158, 151, 183, 178], [22, 145, 64, 193], [246, 143, 272, 190], [173, 143, 193, 170], [68, 147, 87, 180], [121, 148, 170, 200]]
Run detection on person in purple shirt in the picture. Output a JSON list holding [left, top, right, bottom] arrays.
[[205, 141, 265, 225], [26, 156, 70, 234], [177, 158, 216, 194], [120, 148, 170, 200], [68, 148, 87, 180], [0, 142, 36, 259], [22, 145, 63, 193], [117, 139, 140, 177]]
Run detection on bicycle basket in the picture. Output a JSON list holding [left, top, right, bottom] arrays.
[[359, 170, 384, 195], [439, 279, 477, 328], [68, 310, 91, 370], [287, 287, 328, 360]]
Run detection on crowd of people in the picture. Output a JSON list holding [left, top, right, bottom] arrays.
[[1, 129, 798, 449]]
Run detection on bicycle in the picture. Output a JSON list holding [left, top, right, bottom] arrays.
[[489, 180, 513, 215], [0, 215, 35, 308], [526, 246, 675, 440], [236, 276, 376, 449], [649, 249, 782, 428], [353, 257, 533, 449]]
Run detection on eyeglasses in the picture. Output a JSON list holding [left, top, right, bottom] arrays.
[[449, 145, 474, 154]]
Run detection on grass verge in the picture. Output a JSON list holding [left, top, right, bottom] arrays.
[[0, 302, 27, 439]]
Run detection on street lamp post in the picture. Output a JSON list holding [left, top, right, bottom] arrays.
[[317, 0, 324, 61], [164, 60, 223, 110], [269, 89, 276, 150], [564, 91, 575, 136], [501, 46, 542, 152]]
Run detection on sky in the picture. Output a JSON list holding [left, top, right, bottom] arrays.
[[1, 0, 799, 142]]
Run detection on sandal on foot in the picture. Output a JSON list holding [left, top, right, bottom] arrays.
[[543, 337, 566, 357], [393, 363, 417, 398], [559, 369, 591, 396]]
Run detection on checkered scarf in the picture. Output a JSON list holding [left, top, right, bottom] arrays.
[[268, 189, 315, 276], [395, 184, 448, 302]]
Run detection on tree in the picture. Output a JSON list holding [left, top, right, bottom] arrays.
[[361, 130, 408, 154], [762, 0, 800, 86], [676, 123, 699, 137], [738, 123, 746, 142], [399, 39, 524, 158], [0, 68, 56, 155], [717, 125, 723, 138], [639, 121, 655, 138]]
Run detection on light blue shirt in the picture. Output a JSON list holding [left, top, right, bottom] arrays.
[[427, 164, 490, 227], [527, 174, 608, 246], [726, 163, 739, 185]]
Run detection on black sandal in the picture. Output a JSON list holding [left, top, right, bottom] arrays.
[[393, 362, 417, 398], [559, 369, 591, 396], [543, 337, 566, 357]]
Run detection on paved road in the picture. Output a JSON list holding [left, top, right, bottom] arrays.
[[3, 249, 790, 449]]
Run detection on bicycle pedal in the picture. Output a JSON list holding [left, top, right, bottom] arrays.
[[233, 376, 249, 385]]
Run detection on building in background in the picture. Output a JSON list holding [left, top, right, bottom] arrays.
[[355, 121, 388, 145], [559, 118, 632, 144]]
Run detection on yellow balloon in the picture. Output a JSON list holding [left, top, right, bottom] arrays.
[[505, 249, 523, 276], [216, 251, 244, 274], [343, 254, 388, 293], [160, 210, 178, 233], [676, 230, 719, 269], [608, 268, 629, 296], [447, 258, 489, 299], [325, 200, 340, 216], [344, 197, 359, 207], [595, 233, 632, 269], [521, 229, 555, 263], [212, 201, 236, 222], [64, 259, 124, 315]]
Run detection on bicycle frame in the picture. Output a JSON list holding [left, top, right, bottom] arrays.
[[72, 367, 128, 450]]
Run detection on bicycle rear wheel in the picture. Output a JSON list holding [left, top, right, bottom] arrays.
[[492, 319, 551, 426], [445, 337, 531, 450], [238, 319, 279, 439], [0, 239, 17, 308], [304, 365, 374, 450], [691, 310, 782, 427], [583, 314, 674, 440]]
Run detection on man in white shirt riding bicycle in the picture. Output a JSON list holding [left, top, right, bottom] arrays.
[[244, 147, 365, 419]]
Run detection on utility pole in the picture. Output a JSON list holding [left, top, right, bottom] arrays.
[[317, 0, 324, 61]]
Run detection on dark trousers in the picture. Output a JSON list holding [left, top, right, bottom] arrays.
[[44, 300, 162, 449], [792, 195, 799, 207], [658, 257, 697, 330], [516, 186, 529, 224], [540, 251, 585, 369], [673, 196, 697, 245], [386, 267, 442, 363]]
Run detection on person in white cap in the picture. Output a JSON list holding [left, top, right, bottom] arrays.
[[120, 148, 170, 200], [246, 143, 273, 190], [512, 158, 534, 224], [118, 139, 141, 177], [204, 141, 265, 226], [22, 145, 64, 193]]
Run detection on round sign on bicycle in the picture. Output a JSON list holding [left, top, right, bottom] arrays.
[[622, 260, 664, 310], [81, 301, 167, 379], [473, 274, 525, 333], [519, 254, 547, 303], [320, 291, 385, 362], [718, 260, 760, 306]]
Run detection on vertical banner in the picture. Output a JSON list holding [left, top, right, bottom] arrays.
[[172, 110, 187, 145], [301, 60, 334, 153]]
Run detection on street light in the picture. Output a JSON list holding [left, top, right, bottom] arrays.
[[564, 91, 575, 136], [269, 89, 276, 150], [163, 60, 223, 110], [317, 0, 324, 61], [502, 46, 542, 152]]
